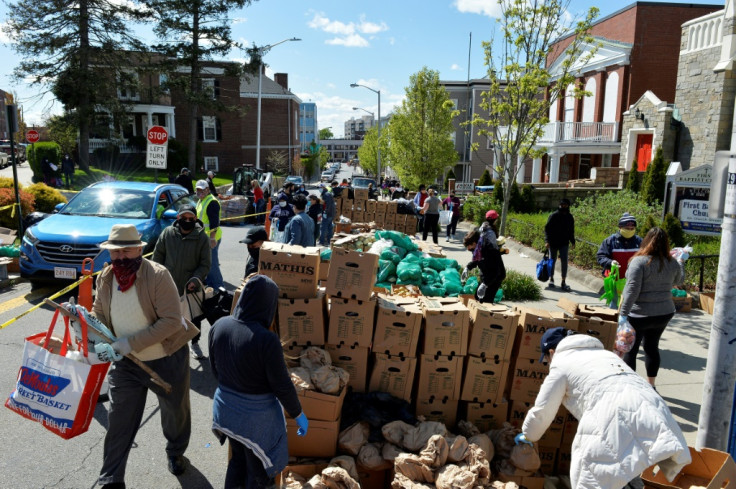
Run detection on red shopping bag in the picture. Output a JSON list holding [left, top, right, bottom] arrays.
[[5, 309, 110, 439]]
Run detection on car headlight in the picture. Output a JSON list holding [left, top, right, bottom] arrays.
[[24, 228, 38, 244]]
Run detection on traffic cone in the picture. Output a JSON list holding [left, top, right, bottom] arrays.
[[264, 199, 272, 237], [78, 258, 94, 311]]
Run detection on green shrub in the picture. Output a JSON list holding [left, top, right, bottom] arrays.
[[0, 177, 21, 189], [641, 146, 667, 205], [27, 142, 62, 182], [25, 183, 68, 213], [492, 179, 504, 204], [509, 181, 523, 212], [479, 169, 493, 186], [501, 270, 543, 301], [463, 193, 498, 225], [444, 168, 456, 190], [625, 168, 642, 193], [518, 184, 536, 213], [0, 188, 35, 230], [641, 214, 659, 236], [662, 212, 686, 248]]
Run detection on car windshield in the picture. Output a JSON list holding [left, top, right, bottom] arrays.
[[286, 176, 303, 184], [59, 188, 156, 219], [352, 178, 375, 188]]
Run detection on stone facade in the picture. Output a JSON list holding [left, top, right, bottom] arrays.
[[619, 91, 678, 171]]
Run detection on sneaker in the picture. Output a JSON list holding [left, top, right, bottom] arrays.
[[190, 343, 204, 360], [452, 234, 456, 240], [561, 283, 572, 292], [167, 455, 187, 476], [547, 281, 556, 289], [446, 236, 451, 242]]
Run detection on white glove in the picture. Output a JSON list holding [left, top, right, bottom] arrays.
[[611, 260, 619, 267], [95, 343, 123, 363], [112, 338, 132, 357]]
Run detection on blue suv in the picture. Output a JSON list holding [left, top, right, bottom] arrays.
[[20, 181, 196, 284]]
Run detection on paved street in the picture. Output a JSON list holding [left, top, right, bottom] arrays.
[[0, 163, 712, 487]]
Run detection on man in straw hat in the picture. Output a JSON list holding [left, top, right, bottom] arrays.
[[92, 224, 197, 487]]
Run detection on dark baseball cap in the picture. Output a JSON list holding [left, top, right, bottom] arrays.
[[177, 204, 197, 217], [539, 327, 573, 362], [240, 226, 267, 244]]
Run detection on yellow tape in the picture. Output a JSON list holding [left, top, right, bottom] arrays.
[[220, 211, 269, 222], [0, 203, 16, 212]]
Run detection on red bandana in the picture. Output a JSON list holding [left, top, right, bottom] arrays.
[[111, 256, 143, 292]]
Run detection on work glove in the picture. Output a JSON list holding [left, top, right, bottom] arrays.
[[618, 315, 629, 326], [611, 260, 619, 268], [94, 342, 124, 363], [112, 338, 132, 357], [296, 412, 309, 437], [514, 433, 532, 446]]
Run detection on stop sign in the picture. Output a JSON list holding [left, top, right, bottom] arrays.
[[26, 130, 40, 143], [147, 125, 168, 145]]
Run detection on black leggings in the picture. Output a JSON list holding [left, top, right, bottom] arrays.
[[422, 213, 440, 244], [226, 437, 273, 489], [622, 313, 674, 378]]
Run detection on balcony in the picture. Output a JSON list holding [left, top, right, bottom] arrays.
[[88, 139, 141, 154], [537, 121, 618, 145]]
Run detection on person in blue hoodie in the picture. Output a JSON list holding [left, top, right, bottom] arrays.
[[283, 194, 315, 247], [209, 275, 308, 489]]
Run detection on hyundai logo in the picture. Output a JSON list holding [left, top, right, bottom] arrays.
[[59, 245, 74, 253]]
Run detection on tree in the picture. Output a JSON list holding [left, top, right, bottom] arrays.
[[479, 169, 493, 186], [146, 0, 254, 170], [357, 125, 387, 177], [387, 67, 459, 189], [641, 146, 667, 205], [265, 150, 289, 175], [4, 0, 148, 171], [626, 166, 642, 193], [444, 168, 457, 189], [319, 127, 334, 140], [47, 114, 78, 157], [470, 0, 599, 234]]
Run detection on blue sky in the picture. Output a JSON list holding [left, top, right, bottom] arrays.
[[0, 0, 723, 136]]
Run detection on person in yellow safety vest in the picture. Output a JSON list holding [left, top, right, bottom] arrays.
[[195, 180, 224, 289]]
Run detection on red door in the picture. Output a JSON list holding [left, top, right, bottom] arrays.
[[635, 134, 653, 171]]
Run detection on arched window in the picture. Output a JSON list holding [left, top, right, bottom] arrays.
[[564, 83, 575, 123], [549, 98, 558, 122], [603, 72, 619, 122], [582, 78, 596, 123]]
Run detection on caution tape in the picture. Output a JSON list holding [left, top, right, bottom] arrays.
[[0, 203, 18, 217], [220, 211, 269, 222]]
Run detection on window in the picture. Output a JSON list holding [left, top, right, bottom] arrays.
[[204, 157, 219, 172], [548, 98, 558, 122], [582, 78, 596, 123], [602, 154, 613, 167], [202, 116, 217, 142], [202, 78, 217, 100], [159, 74, 169, 94], [603, 72, 619, 122], [118, 71, 140, 101]]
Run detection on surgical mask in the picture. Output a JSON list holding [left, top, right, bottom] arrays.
[[178, 219, 195, 232], [279, 201, 287, 208], [620, 228, 636, 239]]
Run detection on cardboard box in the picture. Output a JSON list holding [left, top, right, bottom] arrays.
[[557, 447, 573, 475], [328, 297, 376, 348], [468, 300, 519, 360], [499, 475, 545, 489], [376, 200, 388, 214], [0, 227, 17, 246], [516, 312, 578, 360], [374, 212, 386, 227], [369, 353, 417, 403], [319, 258, 330, 282], [461, 400, 508, 432], [364, 211, 375, 223], [421, 297, 470, 356], [386, 201, 398, 215], [415, 397, 459, 428], [352, 211, 366, 223], [642, 447, 736, 489], [509, 358, 549, 404], [335, 222, 352, 234], [373, 296, 423, 357], [509, 401, 565, 448], [538, 446, 558, 475], [286, 418, 339, 458], [557, 297, 618, 321], [325, 248, 379, 302], [354, 188, 369, 201], [366, 200, 377, 214], [576, 316, 617, 351], [259, 242, 320, 299], [288, 386, 346, 422], [700, 292, 715, 315], [673, 294, 693, 313], [384, 213, 396, 228], [283, 344, 308, 368], [326, 343, 370, 393], [353, 199, 367, 212], [278, 463, 328, 489], [416, 354, 464, 401], [562, 411, 578, 448], [460, 356, 510, 404], [278, 293, 327, 346], [356, 468, 388, 489]]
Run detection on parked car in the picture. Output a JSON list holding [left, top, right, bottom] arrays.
[[321, 169, 335, 181], [20, 181, 195, 284], [285, 175, 304, 186], [351, 177, 376, 189]]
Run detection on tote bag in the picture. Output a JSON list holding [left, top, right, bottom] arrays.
[[536, 250, 553, 282], [5, 310, 109, 439], [180, 277, 215, 322], [439, 210, 453, 227]]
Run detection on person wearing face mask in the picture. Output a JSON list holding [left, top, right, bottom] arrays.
[[597, 212, 643, 307], [90, 224, 197, 488], [282, 194, 315, 247], [295, 184, 309, 197], [269, 194, 295, 242], [153, 204, 211, 359], [307, 194, 322, 244], [544, 198, 576, 291], [240, 226, 268, 278]]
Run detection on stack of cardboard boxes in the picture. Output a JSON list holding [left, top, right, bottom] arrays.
[[334, 190, 417, 234]]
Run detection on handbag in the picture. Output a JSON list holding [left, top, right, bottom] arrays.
[[5, 309, 110, 439], [201, 287, 235, 324], [439, 210, 453, 227], [536, 250, 553, 282], [180, 277, 214, 322]]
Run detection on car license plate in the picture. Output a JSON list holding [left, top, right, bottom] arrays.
[[54, 267, 77, 280]]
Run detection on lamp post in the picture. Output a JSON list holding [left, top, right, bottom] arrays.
[[350, 83, 381, 180], [255, 37, 301, 170]]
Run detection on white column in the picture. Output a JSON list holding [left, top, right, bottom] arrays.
[[516, 155, 525, 184], [146, 111, 153, 133], [532, 157, 542, 183], [549, 152, 561, 183]]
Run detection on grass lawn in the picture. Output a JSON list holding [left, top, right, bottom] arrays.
[[68, 167, 231, 191]]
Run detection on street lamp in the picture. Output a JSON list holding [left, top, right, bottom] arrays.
[[350, 83, 381, 181], [255, 37, 301, 170]]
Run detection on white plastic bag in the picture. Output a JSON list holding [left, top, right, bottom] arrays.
[[439, 210, 452, 227]]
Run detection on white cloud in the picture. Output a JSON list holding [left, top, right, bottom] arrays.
[[450, 63, 462, 71], [232, 17, 247, 25], [307, 12, 388, 48], [453, 0, 502, 18]]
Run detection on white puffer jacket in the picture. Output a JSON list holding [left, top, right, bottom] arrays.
[[522, 334, 690, 489]]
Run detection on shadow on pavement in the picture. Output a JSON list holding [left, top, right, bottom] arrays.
[[659, 348, 707, 375], [180, 458, 216, 489], [662, 395, 700, 432]]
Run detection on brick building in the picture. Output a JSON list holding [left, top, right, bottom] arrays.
[[537, 1, 720, 183]]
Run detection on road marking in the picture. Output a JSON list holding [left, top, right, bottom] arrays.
[[0, 287, 55, 315]]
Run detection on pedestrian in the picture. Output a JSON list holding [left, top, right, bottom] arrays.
[[269, 194, 295, 242], [296, 184, 309, 197], [419, 188, 441, 244], [442, 191, 461, 241], [41, 157, 53, 185], [152, 204, 211, 360], [240, 226, 268, 278], [319, 183, 336, 245], [413, 184, 428, 232], [307, 194, 322, 244], [174, 168, 194, 195], [515, 327, 690, 489], [88, 224, 197, 487], [206, 170, 219, 198], [463, 220, 506, 304], [597, 212, 643, 308], [61, 153, 75, 188], [339, 178, 350, 187], [544, 198, 576, 291], [251, 180, 265, 225], [278, 183, 294, 205], [209, 274, 308, 489], [282, 194, 315, 247], [619, 227, 686, 389], [367, 182, 378, 200], [195, 179, 224, 290]]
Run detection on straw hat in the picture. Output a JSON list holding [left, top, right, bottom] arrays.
[[99, 224, 147, 250]]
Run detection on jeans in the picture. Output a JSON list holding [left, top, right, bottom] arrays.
[[422, 213, 439, 244], [255, 199, 266, 225], [64, 172, 73, 187], [549, 244, 569, 281], [446, 214, 459, 237], [320, 219, 334, 245], [226, 438, 274, 489], [623, 313, 675, 377], [206, 239, 224, 289]]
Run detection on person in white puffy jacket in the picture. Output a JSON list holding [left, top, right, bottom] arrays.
[[518, 327, 691, 489]]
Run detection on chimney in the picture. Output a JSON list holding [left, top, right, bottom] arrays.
[[275, 73, 288, 90]]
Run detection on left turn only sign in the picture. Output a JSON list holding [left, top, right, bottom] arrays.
[[146, 125, 168, 170]]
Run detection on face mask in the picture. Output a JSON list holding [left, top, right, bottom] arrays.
[[111, 256, 143, 292], [248, 247, 260, 259], [178, 219, 195, 232], [559, 206, 569, 213], [279, 201, 287, 208], [620, 228, 636, 239]]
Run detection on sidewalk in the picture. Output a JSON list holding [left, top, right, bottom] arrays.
[[425, 222, 710, 444]]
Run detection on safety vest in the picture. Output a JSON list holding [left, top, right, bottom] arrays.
[[196, 194, 222, 241]]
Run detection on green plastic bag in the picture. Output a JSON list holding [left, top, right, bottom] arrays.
[[462, 276, 479, 295], [420, 283, 446, 297], [421, 257, 459, 272], [374, 281, 393, 290], [494, 288, 504, 303], [440, 268, 463, 295], [0, 245, 19, 257], [421, 268, 439, 285], [375, 230, 418, 251], [402, 251, 424, 264], [380, 249, 402, 265], [600, 264, 626, 307], [671, 288, 687, 298], [378, 259, 397, 283], [397, 261, 422, 283], [320, 248, 332, 261]]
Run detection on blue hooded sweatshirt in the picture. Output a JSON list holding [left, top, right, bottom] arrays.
[[209, 275, 301, 476]]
